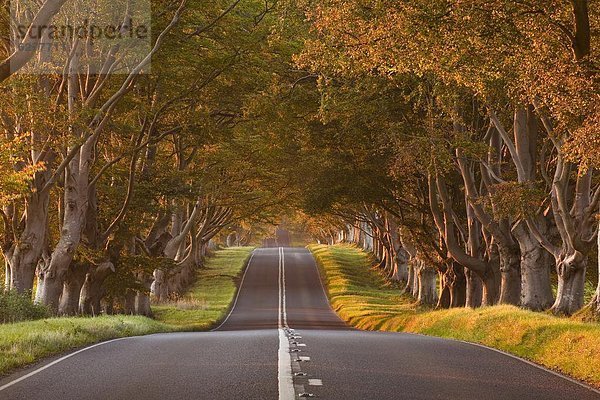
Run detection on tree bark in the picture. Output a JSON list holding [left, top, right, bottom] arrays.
[[552, 251, 587, 315], [79, 261, 115, 315], [406, 263, 415, 295], [498, 243, 521, 305], [124, 290, 136, 315], [135, 272, 153, 316], [465, 269, 483, 308], [36, 46, 91, 312], [480, 270, 501, 306], [5, 186, 50, 293], [58, 263, 88, 315], [513, 222, 554, 310], [0, 0, 68, 83], [411, 261, 420, 298], [417, 263, 437, 306]]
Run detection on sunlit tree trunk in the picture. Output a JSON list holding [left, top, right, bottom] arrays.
[[417, 261, 437, 306], [5, 187, 50, 293], [36, 47, 91, 311], [464, 269, 483, 308]]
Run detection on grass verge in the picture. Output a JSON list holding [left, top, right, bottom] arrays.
[[152, 246, 254, 330], [308, 243, 600, 389], [0, 246, 253, 376]]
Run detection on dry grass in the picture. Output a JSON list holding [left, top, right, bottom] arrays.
[[309, 243, 600, 388]]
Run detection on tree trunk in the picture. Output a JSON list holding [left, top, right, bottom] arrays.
[[465, 269, 483, 308], [36, 61, 91, 311], [449, 263, 466, 307], [411, 262, 420, 298], [498, 243, 521, 305], [4, 261, 10, 290], [437, 269, 451, 309], [151, 268, 168, 302], [480, 268, 500, 306], [436, 262, 465, 308], [135, 292, 153, 316], [392, 248, 409, 283], [5, 188, 50, 293], [417, 264, 437, 306], [79, 261, 114, 315], [58, 263, 88, 315], [135, 272, 153, 316], [124, 290, 136, 315], [513, 224, 554, 310], [405, 263, 415, 295], [552, 251, 587, 315]]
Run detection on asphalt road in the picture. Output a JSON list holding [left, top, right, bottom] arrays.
[[1, 247, 599, 399]]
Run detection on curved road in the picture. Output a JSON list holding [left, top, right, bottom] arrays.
[[1, 247, 599, 399]]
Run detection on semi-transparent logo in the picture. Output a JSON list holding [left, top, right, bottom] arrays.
[[10, 0, 152, 74]]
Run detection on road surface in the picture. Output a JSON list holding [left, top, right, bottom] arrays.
[[1, 247, 599, 399]]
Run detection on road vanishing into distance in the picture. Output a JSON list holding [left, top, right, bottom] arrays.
[[1, 247, 599, 400]]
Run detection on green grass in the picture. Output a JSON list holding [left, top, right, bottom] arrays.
[[0, 246, 253, 376], [0, 316, 171, 376], [152, 246, 254, 330], [309, 243, 600, 389]]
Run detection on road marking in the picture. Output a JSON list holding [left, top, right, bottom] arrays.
[[211, 251, 255, 332], [0, 250, 258, 391], [308, 379, 323, 386], [281, 247, 288, 328], [0, 337, 133, 392], [279, 328, 294, 400], [278, 247, 295, 400]]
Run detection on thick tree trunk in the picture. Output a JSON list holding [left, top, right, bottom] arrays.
[[151, 268, 168, 302], [135, 292, 152, 316], [552, 251, 587, 315], [465, 269, 483, 308], [58, 263, 88, 315], [135, 272, 153, 316], [79, 261, 114, 315], [417, 264, 437, 306], [36, 241, 78, 312], [514, 225, 554, 310], [437, 270, 451, 309], [436, 263, 465, 308], [449, 263, 466, 307], [124, 290, 136, 314], [498, 244, 521, 305], [480, 267, 500, 306], [5, 188, 50, 293], [37, 48, 90, 312], [226, 232, 238, 247], [392, 248, 409, 283]]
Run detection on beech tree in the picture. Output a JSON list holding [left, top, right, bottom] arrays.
[[269, 0, 599, 316]]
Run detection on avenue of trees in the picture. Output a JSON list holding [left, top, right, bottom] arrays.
[[0, 0, 291, 315], [270, 0, 600, 318], [1, 0, 599, 321]]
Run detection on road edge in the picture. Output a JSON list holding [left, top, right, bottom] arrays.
[[308, 243, 600, 394]]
